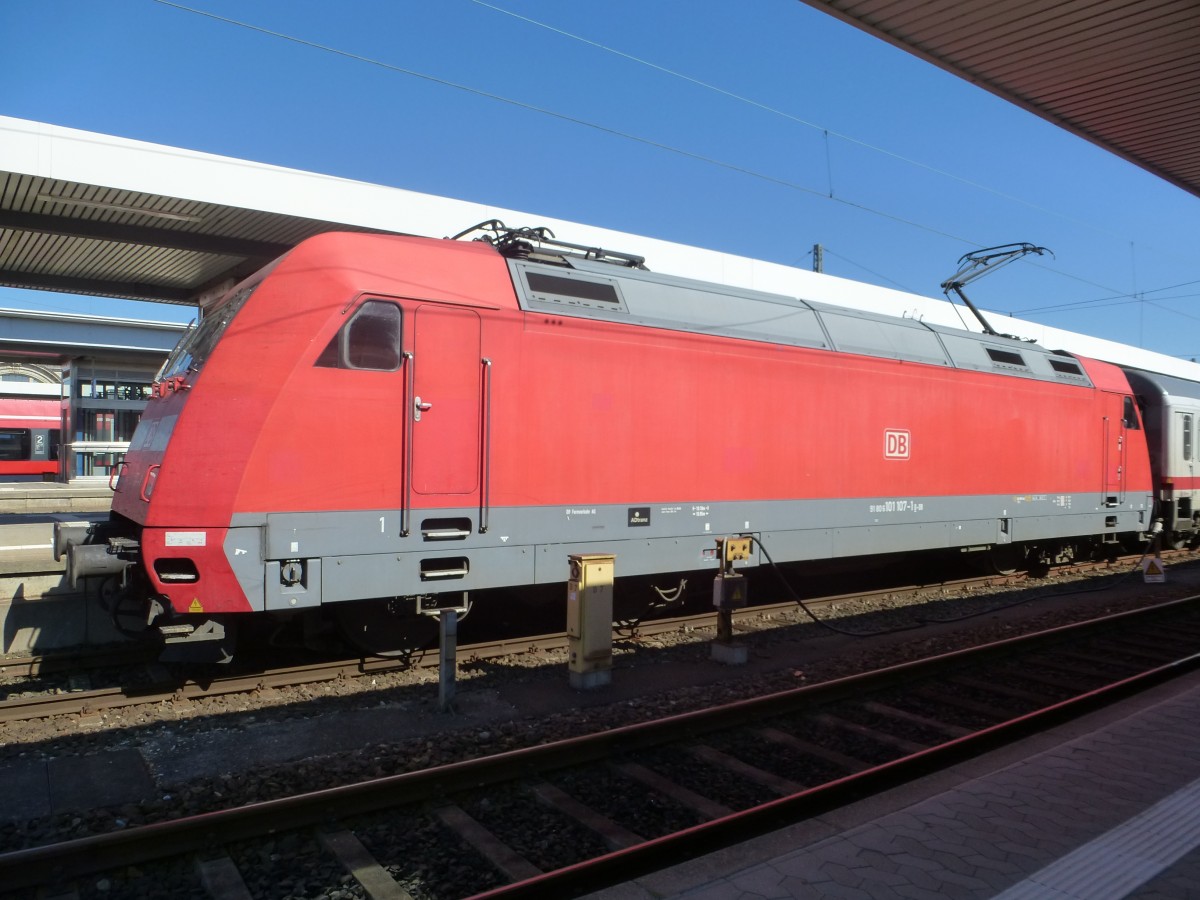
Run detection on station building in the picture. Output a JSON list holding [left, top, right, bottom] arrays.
[[0, 308, 183, 482]]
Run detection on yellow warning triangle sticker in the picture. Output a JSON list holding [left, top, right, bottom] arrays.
[[188, 599, 204, 613], [1142, 557, 1166, 583]]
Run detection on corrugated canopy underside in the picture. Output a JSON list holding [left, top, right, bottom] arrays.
[[802, 0, 1200, 198], [0, 172, 382, 306]]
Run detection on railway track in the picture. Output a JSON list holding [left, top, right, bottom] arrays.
[[3, 594, 1199, 898], [0, 598, 814, 724], [0, 554, 1155, 726]]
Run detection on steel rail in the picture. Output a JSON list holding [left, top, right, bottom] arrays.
[[0, 645, 155, 679], [0, 551, 1185, 725], [476, 598, 1200, 899], [2, 594, 1198, 893], [0, 576, 1055, 725]]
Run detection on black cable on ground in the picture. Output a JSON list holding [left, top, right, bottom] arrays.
[[917, 531, 1165, 625], [749, 528, 1172, 635], [749, 535, 927, 638]]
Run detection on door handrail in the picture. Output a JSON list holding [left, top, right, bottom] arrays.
[[401, 350, 415, 537], [479, 357, 493, 534]]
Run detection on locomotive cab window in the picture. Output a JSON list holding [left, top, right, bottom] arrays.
[[1122, 396, 1141, 430], [316, 300, 403, 371], [159, 283, 257, 382]]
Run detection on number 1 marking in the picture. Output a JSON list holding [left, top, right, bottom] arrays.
[[380, 516, 386, 533]]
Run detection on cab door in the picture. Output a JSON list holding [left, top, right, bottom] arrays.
[[411, 304, 482, 496], [1103, 413, 1126, 505]]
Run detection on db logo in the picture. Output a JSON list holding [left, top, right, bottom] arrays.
[[884, 429, 911, 459]]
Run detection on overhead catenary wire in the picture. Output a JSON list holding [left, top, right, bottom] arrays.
[[466, 0, 1128, 243], [1011, 279, 1200, 315], [147, 0, 988, 248], [468, 3, 1200, 327], [471, 1, 1200, 314], [819, 248, 919, 293], [147, 0, 1193, 328]]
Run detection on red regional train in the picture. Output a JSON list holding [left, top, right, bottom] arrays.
[[0, 382, 60, 480], [63, 224, 1197, 661]]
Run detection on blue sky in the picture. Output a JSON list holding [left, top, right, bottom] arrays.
[[2, 0, 1198, 360]]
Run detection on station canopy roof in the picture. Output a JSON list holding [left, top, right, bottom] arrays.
[[1, 2, 1197, 308], [801, 0, 1200, 199], [0, 116, 426, 308]]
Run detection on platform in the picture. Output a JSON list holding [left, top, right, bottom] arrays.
[[592, 666, 1200, 899], [0, 509, 120, 653], [0, 480, 113, 515]]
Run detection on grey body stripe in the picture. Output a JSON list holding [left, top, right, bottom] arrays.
[[223, 492, 1151, 611]]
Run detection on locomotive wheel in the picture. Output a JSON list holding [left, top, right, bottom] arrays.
[[97, 574, 123, 613], [985, 544, 1025, 575], [107, 585, 159, 640], [1166, 531, 1194, 551], [333, 599, 439, 658]]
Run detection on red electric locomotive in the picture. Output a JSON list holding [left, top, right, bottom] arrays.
[[65, 224, 1156, 660], [0, 383, 60, 480]]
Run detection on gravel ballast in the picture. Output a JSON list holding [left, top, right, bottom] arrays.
[[2, 556, 1199, 862]]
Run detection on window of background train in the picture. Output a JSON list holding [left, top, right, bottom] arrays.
[[315, 300, 403, 371], [0, 429, 30, 461]]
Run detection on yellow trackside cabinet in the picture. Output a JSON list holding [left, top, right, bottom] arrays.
[[567, 554, 615, 689]]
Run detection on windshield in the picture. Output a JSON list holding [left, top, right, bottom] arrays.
[[157, 284, 256, 382]]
